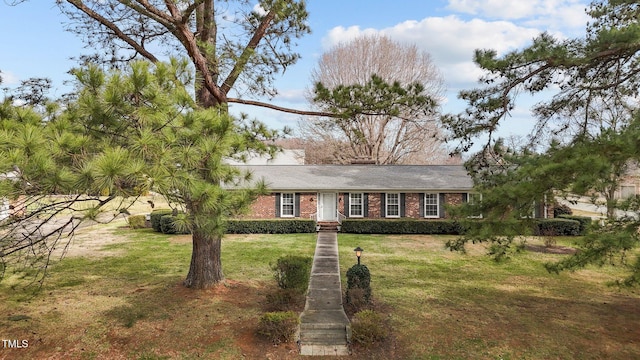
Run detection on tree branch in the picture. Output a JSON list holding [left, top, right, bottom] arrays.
[[66, 0, 160, 62], [220, 8, 276, 94], [227, 97, 337, 117]]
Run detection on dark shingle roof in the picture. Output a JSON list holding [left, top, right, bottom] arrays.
[[235, 165, 473, 192]]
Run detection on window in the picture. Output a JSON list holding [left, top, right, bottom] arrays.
[[424, 193, 439, 218], [386, 193, 400, 217], [468, 192, 482, 218], [349, 193, 364, 217], [281, 193, 294, 217]]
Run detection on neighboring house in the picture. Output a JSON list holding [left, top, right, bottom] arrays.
[[225, 149, 305, 165], [235, 165, 476, 222], [616, 162, 640, 199], [0, 171, 21, 221]]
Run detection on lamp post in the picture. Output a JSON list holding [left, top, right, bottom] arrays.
[[354, 246, 363, 265]]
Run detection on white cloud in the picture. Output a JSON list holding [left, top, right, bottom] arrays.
[[447, 0, 538, 19], [321, 26, 379, 50], [0, 70, 19, 86], [274, 88, 307, 104], [446, 0, 590, 37], [252, 3, 267, 16], [322, 15, 540, 90], [446, 0, 588, 22]]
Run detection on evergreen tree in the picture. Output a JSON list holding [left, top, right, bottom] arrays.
[[445, 0, 640, 285], [0, 60, 280, 288]]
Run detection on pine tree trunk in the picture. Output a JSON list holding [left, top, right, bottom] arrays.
[[183, 228, 224, 289]]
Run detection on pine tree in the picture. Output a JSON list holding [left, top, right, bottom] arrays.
[[0, 60, 280, 288], [445, 0, 640, 285]]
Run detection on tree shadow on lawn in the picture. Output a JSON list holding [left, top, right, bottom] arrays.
[[408, 285, 640, 359]]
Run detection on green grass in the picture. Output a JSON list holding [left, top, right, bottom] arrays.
[[336, 234, 640, 359], [1, 229, 639, 359]]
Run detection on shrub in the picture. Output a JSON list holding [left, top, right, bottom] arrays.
[[127, 215, 147, 229], [350, 310, 387, 346], [341, 219, 463, 235], [558, 215, 592, 235], [150, 209, 173, 232], [346, 264, 372, 307], [226, 219, 315, 234], [554, 203, 573, 217], [272, 255, 312, 293], [533, 218, 581, 236], [257, 311, 299, 344], [160, 215, 190, 234]]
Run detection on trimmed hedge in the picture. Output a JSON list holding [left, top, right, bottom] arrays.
[[533, 218, 582, 236], [226, 219, 315, 234], [150, 209, 173, 232], [341, 218, 585, 236], [160, 215, 190, 234], [558, 215, 592, 235], [127, 215, 147, 229], [341, 219, 464, 235]]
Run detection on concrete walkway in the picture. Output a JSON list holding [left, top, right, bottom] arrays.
[[299, 231, 350, 356]]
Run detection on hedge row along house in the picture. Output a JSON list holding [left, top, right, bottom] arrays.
[[234, 164, 492, 230]]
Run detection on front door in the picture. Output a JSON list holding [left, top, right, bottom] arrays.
[[318, 193, 337, 221]]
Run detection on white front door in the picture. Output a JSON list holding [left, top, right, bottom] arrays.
[[318, 193, 337, 221]]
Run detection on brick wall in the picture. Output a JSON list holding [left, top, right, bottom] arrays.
[[245, 193, 276, 219], [367, 193, 382, 218], [245, 192, 470, 220], [299, 193, 317, 219], [404, 193, 421, 218]]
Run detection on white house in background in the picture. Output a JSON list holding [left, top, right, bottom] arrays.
[[225, 149, 305, 165], [0, 171, 19, 221]]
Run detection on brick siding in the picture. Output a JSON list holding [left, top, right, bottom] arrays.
[[245, 192, 473, 220]]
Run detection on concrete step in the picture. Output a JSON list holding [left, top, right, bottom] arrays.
[[300, 329, 347, 343], [300, 322, 348, 330], [317, 221, 340, 232], [299, 343, 350, 356]]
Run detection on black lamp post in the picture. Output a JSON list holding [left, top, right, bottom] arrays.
[[354, 246, 363, 265]]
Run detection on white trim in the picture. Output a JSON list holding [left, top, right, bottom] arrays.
[[423, 193, 439, 218], [280, 193, 295, 217], [318, 192, 338, 221], [385, 193, 400, 218], [349, 193, 364, 218], [468, 192, 483, 219]]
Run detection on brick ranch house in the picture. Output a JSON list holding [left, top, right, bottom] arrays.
[[234, 164, 480, 222]]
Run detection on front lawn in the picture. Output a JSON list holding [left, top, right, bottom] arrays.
[[1, 225, 638, 359]]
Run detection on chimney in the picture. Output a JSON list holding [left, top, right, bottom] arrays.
[[350, 156, 376, 165]]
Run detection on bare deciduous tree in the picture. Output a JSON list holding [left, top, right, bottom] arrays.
[[301, 34, 454, 164]]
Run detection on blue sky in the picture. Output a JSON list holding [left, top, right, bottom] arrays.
[[0, 0, 592, 142]]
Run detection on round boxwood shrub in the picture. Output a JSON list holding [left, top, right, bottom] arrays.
[[346, 264, 372, 306], [271, 255, 312, 294]]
